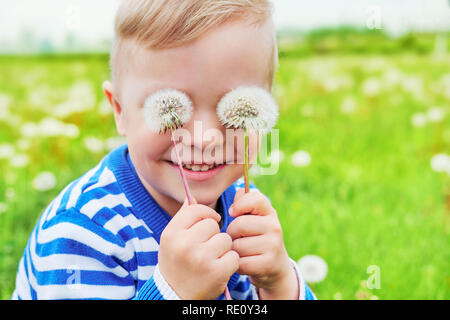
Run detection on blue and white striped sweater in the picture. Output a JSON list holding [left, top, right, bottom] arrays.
[[12, 144, 316, 300]]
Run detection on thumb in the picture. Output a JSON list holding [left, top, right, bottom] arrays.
[[233, 188, 246, 203], [182, 196, 197, 207], [182, 196, 190, 207]]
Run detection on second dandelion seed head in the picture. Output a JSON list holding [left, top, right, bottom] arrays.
[[217, 86, 279, 133]]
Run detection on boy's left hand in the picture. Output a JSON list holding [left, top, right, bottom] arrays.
[[226, 188, 299, 300]]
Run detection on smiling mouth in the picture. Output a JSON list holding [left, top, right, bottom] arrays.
[[164, 160, 228, 182], [165, 160, 223, 172]]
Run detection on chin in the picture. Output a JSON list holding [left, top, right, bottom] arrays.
[[190, 190, 222, 206], [166, 159, 237, 189]]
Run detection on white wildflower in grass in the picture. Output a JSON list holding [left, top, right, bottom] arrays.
[[98, 98, 113, 115], [0, 144, 15, 159], [21, 122, 39, 137], [143, 89, 193, 134], [5, 188, 15, 200], [402, 76, 423, 94], [382, 68, 404, 88], [291, 150, 311, 167], [297, 255, 328, 283], [28, 85, 52, 108], [362, 78, 381, 97], [54, 81, 96, 118], [0, 93, 18, 125], [9, 154, 29, 168], [322, 77, 341, 93], [340, 96, 357, 114], [321, 75, 353, 93], [0, 202, 7, 215], [21, 118, 79, 139], [143, 88, 195, 205], [301, 104, 314, 117], [249, 163, 261, 176], [430, 154, 450, 174], [32, 171, 57, 192], [105, 136, 127, 151], [333, 292, 343, 300], [268, 149, 285, 164], [427, 107, 446, 123], [411, 112, 428, 128], [58, 122, 79, 138], [364, 58, 387, 72], [217, 86, 279, 193], [17, 139, 31, 151], [83, 136, 104, 154], [68, 81, 96, 107], [40, 117, 79, 138]]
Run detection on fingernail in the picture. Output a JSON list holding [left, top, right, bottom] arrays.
[[228, 207, 234, 216]]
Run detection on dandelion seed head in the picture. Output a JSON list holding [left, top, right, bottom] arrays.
[[10, 154, 29, 168], [297, 254, 328, 283], [217, 86, 279, 133], [427, 107, 446, 123], [143, 89, 193, 134], [32, 171, 57, 192], [430, 153, 450, 174], [0, 144, 15, 159], [291, 150, 311, 167], [83, 136, 104, 154], [411, 112, 428, 128]]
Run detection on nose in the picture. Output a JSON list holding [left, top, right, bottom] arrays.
[[181, 110, 224, 162]]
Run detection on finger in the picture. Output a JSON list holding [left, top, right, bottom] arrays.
[[186, 195, 197, 205], [216, 249, 239, 276], [232, 235, 266, 257], [233, 188, 245, 203], [226, 215, 268, 240], [229, 190, 274, 218], [171, 203, 221, 230], [237, 254, 269, 276], [188, 218, 221, 243], [204, 232, 233, 258]]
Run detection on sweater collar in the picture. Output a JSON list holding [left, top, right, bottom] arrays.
[[108, 144, 236, 243]]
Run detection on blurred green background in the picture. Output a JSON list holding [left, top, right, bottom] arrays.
[[0, 27, 449, 299]]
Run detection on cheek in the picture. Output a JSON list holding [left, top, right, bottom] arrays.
[[222, 130, 258, 163], [231, 132, 260, 164], [227, 163, 245, 177], [126, 119, 172, 163]]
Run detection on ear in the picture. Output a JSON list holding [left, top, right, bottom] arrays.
[[102, 81, 126, 137]]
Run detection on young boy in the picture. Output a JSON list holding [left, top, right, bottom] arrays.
[[12, 0, 316, 300]]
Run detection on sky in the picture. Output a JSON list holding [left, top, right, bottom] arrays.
[[0, 0, 449, 52]]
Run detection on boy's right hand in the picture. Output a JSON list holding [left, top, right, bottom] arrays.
[[158, 198, 239, 299]]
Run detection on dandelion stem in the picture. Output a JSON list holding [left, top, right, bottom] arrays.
[[244, 127, 250, 193], [171, 131, 195, 205]]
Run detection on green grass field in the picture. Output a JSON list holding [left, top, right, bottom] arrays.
[[0, 33, 449, 299]]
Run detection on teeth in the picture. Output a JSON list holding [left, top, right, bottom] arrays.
[[181, 163, 217, 171]]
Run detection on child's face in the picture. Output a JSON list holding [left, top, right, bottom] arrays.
[[103, 17, 274, 215]]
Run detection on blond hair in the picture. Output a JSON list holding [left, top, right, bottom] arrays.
[[110, 0, 278, 89]]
